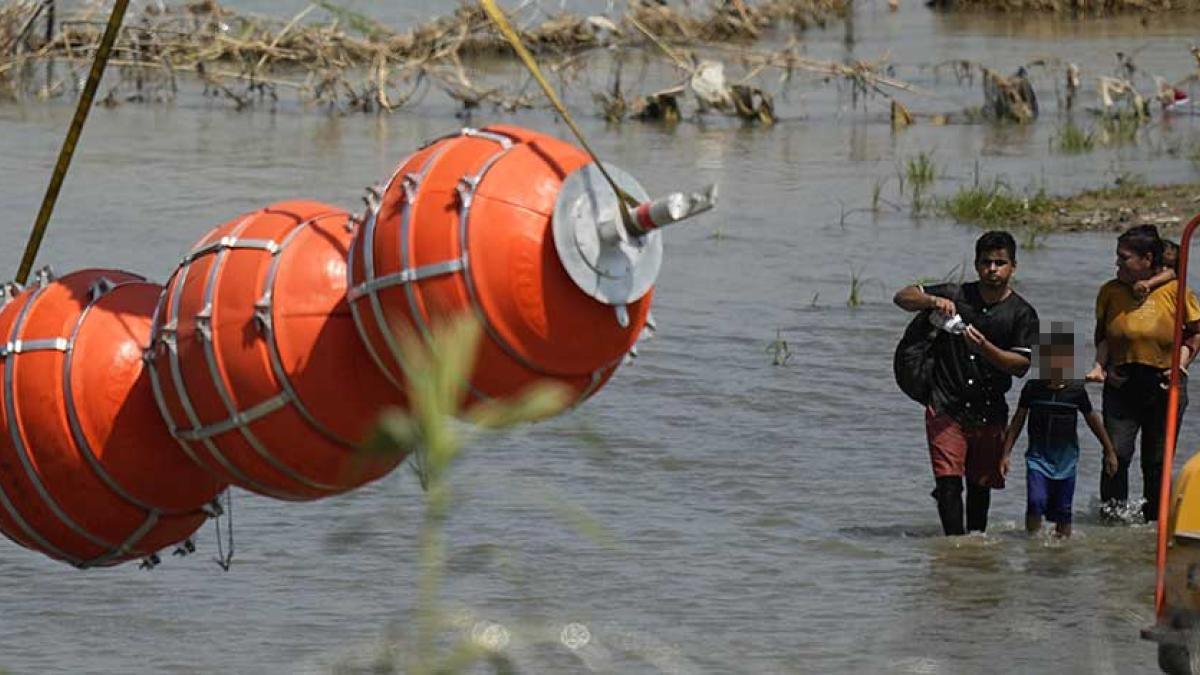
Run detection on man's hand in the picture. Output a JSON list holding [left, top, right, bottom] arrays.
[[1104, 451, 1118, 477], [1000, 455, 1012, 478], [963, 325, 989, 352], [929, 295, 956, 316], [1085, 364, 1106, 383]]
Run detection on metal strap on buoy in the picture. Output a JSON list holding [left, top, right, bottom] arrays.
[[0, 270, 163, 568], [61, 277, 178, 516], [151, 216, 346, 500], [257, 216, 355, 447], [148, 218, 296, 501], [347, 146, 445, 390]]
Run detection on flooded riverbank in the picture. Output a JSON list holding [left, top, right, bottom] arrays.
[[2, 1, 1200, 673]]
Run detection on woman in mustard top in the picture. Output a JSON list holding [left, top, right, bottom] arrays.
[[1090, 225, 1200, 522]]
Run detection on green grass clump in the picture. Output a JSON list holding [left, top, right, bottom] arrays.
[[942, 181, 1052, 228], [905, 151, 937, 191], [1054, 123, 1095, 154], [1099, 115, 1141, 146]]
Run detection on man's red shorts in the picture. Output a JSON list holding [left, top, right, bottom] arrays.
[[924, 407, 1006, 489]]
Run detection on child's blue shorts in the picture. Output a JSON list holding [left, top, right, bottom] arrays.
[[1027, 468, 1075, 524]]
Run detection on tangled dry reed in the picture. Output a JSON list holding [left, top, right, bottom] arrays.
[[0, 0, 885, 121]]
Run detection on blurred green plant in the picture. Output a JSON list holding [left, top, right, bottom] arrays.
[[1098, 115, 1141, 146], [1053, 122, 1095, 154], [765, 329, 791, 366], [362, 316, 573, 674], [905, 151, 937, 190], [941, 180, 1052, 227]]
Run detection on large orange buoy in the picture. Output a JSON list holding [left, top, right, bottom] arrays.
[[348, 125, 663, 407], [0, 268, 223, 567], [147, 200, 406, 501]]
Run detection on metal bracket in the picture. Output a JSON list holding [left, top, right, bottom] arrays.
[[252, 294, 272, 335], [552, 163, 658, 306], [1, 282, 22, 307], [87, 276, 115, 302], [193, 303, 213, 343], [34, 265, 55, 287]]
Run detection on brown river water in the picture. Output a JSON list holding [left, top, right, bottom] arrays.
[[3, 1, 1200, 672]]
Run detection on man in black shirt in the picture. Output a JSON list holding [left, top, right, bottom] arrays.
[[893, 231, 1040, 535]]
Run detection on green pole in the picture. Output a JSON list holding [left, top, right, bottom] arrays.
[[15, 0, 129, 285]]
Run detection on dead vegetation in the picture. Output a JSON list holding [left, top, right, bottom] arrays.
[[0, 0, 855, 119], [926, 0, 1200, 13]]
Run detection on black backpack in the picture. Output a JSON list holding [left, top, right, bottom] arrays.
[[893, 283, 962, 405], [894, 309, 940, 405]]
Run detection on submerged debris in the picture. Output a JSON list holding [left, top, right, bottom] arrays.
[[0, 0, 850, 113], [981, 67, 1037, 123]]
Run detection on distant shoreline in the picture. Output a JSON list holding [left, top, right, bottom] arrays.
[[926, 0, 1200, 14]]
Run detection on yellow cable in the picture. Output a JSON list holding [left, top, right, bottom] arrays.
[[479, 0, 639, 219], [16, 0, 131, 285]]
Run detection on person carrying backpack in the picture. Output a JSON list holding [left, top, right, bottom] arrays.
[[893, 231, 1040, 536]]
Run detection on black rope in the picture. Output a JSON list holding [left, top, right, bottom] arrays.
[[213, 490, 234, 571]]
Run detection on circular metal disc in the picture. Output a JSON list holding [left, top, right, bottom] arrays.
[[552, 163, 661, 306]]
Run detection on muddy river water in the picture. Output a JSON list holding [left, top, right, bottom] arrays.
[[3, 1, 1200, 672]]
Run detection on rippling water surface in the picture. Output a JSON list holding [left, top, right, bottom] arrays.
[[3, 1, 1200, 672]]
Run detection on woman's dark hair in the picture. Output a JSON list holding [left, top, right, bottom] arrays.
[[975, 230, 1017, 264], [1118, 224, 1164, 269]]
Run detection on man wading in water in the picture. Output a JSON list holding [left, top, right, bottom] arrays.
[[894, 231, 1040, 535]]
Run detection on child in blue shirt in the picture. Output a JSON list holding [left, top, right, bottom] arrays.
[[1002, 331, 1118, 537]]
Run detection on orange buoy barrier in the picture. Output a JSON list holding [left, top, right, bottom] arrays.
[[0, 125, 717, 568], [0, 268, 223, 567], [348, 125, 657, 408], [147, 200, 406, 501]]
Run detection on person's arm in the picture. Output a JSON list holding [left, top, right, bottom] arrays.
[[1086, 340, 1108, 383], [1085, 410, 1119, 477], [1182, 321, 1200, 371], [894, 284, 955, 316], [962, 325, 1031, 376], [1001, 406, 1028, 478], [1134, 267, 1176, 300]]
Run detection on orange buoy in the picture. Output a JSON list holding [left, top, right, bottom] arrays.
[[147, 200, 406, 501], [348, 125, 658, 408], [0, 268, 223, 567]]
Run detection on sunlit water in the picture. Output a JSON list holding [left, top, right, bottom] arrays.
[[2, 1, 1200, 672]]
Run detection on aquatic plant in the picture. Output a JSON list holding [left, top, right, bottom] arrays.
[[848, 265, 865, 307], [905, 151, 937, 191], [871, 177, 885, 212], [362, 316, 577, 673], [1053, 123, 1095, 154], [900, 152, 937, 217], [941, 180, 1052, 228], [765, 329, 792, 366], [1098, 115, 1142, 147]]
